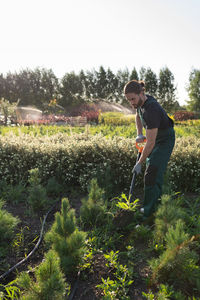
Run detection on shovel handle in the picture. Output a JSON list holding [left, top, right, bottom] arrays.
[[136, 138, 146, 153]]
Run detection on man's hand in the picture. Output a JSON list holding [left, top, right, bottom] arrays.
[[136, 134, 146, 143], [132, 162, 142, 174]]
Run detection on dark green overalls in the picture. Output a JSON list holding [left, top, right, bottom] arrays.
[[137, 98, 175, 219]]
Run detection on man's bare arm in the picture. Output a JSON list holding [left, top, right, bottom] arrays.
[[135, 111, 143, 135]]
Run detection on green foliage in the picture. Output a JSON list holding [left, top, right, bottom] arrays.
[[153, 194, 188, 244], [141, 67, 158, 98], [0, 181, 26, 204], [3, 68, 59, 110], [0, 98, 18, 125], [27, 168, 49, 213], [143, 284, 179, 300], [0, 199, 19, 252], [0, 281, 21, 299], [187, 69, 200, 112], [80, 178, 107, 229], [0, 129, 199, 193], [99, 111, 135, 125], [150, 220, 200, 293], [17, 250, 68, 300], [97, 250, 134, 300], [115, 193, 139, 211], [168, 137, 200, 192], [157, 67, 177, 112], [45, 198, 86, 275], [45, 176, 63, 197]]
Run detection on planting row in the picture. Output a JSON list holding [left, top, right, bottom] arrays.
[[0, 133, 199, 193], [0, 178, 200, 299]]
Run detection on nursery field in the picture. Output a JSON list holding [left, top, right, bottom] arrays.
[[0, 122, 200, 300]]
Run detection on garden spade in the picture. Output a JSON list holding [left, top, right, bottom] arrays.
[[129, 139, 146, 202], [113, 139, 146, 229]]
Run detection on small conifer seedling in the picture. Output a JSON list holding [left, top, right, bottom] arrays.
[[45, 198, 86, 275]]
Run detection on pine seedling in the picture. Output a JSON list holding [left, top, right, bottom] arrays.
[[45, 198, 86, 275], [149, 220, 200, 294], [80, 178, 106, 229], [153, 194, 188, 244], [17, 250, 69, 300], [27, 168, 48, 213], [0, 199, 19, 252]]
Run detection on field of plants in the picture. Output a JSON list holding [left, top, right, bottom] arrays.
[[0, 115, 200, 299]]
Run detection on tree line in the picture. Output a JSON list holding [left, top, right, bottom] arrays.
[[0, 66, 199, 113]]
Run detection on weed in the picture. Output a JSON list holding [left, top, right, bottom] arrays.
[[97, 250, 134, 299]]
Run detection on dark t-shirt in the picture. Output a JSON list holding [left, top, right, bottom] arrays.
[[138, 95, 174, 129]]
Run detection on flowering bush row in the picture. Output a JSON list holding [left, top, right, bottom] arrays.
[[0, 133, 199, 193], [99, 112, 135, 126], [81, 110, 99, 123], [173, 110, 199, 121], [17, 115, 87, 126]]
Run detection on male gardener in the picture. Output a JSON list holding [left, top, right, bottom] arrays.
[[124, 80, 175, 221]]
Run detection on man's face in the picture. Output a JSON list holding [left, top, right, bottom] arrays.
[[125, 92, 143, 109]]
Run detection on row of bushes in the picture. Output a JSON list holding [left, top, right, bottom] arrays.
[[0, 133, 199, 194]]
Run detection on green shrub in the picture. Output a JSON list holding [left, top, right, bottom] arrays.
[[0, 133, 199, 193], [0, 182, 26, 205], [45, 198, 86, 275], [45, 176, 63, 197], [150, 220, 200, 294], [0, 200, 19, 252], [168, 137, 200, 192], [153, 194, 188, 244], [99, 111, 135, 126], [17, 250, 69, 300], [80, 178, 107, 229]]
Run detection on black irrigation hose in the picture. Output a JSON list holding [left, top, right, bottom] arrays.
[[68, 271, 80, 300], [0, 203, 57, 282]]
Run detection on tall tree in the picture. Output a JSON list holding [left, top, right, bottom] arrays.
[[116, 68, 130, 103], [157, 67, 177, 112], [4, 68, 59, 109], [130, 67, 139, 81], [144, 68, 158, 97], [0, 74, 6, 99], [105, 68, 119, 102], [139, 67, 147, 81], [59, 71, 83, 108], [94, 66, 108, 99], [84, 69, 97, 100], [186, 69, 200, 112]]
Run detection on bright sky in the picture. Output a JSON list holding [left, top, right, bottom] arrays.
[[1, 0, 200, 105]]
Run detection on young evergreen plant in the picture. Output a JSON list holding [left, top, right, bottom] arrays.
[[17, 250, 69, 300], [149, 220, 200, 295], [80, 178, 107, 229], [153, 194, 188, 244], [45, 198, 86, 275], [27, 168, 49, 213], [0, 199, 19, 254]]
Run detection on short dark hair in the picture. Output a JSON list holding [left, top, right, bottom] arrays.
[[124, 80, 145, 95]]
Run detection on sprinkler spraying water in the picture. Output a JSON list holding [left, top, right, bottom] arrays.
[[15, 107, 42, 124]]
